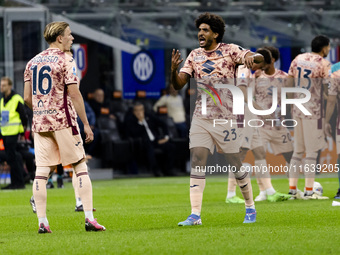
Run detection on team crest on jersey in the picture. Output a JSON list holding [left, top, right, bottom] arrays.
[[194, 55, 206, 62]]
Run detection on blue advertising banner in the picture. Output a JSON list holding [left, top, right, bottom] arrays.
[[122, 49, 165, 99]]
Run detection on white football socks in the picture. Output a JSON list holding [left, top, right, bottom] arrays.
[[38, 217, 49, 227], [266, 187, 276, 196], [227, 191, 236, 199], [85, 211, 94, 221]]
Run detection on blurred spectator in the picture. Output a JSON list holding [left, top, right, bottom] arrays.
[[125, 102, 176, 176], [88, 88, 116, 120], [0, 140, 27, 183], [153, 85, 188, 138], [0, 77, 27, 189], [17, 133, 36, 182]]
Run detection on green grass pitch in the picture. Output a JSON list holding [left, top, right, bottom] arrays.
[[0, 176, 339, 254]]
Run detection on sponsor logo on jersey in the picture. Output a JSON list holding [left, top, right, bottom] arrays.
[[33, 109, 58, 115], [202, 60, 216, 74]]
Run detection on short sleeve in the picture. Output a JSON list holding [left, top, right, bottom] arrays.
[[228, 44, 250, 64], [64, 55, 80, 86], [179, 51, 194, 77]]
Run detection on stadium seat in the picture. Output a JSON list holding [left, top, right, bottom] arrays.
[[97, 116, 133, 173], [157, 114, 189, 173]]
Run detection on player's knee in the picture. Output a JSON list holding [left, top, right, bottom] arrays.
[[252, 147, 266, 160], [191, 149, 208, 168], [224, 153, 242, 169], [292, 152, 304, 158], [239, 148, 248, 161], [306, 152, 318, 160], [36, 166, 55, 178], [72, 160, 88, 175], [190, 166, 205, 177]]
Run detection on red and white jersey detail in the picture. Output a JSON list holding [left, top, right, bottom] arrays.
[[24, 48, 79, 132], [288, 52, 331, 119], [180, 43, 249, 119]]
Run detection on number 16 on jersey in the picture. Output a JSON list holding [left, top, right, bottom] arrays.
[[30, 65, 52, 95]]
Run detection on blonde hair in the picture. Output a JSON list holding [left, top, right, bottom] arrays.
[[1, 76, 13, 86], [44, 21, 69, 44]]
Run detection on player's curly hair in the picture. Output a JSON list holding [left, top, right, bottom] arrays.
[[195, 13, 225, 43], [264, 46, 280, 62], [311, 35, 330, 53], [256, 48, 272, 65]]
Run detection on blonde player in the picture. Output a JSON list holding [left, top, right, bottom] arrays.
[[24, 21, 105, 233], [172, 13, 264, 226], [287, 35, 330, 199], [29, 50, 95, 213]]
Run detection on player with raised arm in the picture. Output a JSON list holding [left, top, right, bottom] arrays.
[[24, 21, 105, 233], [287, 35, 330, 199], [171, 12, 263, 226], [226, 48, 291, 203], [252, 47, 294, 201]]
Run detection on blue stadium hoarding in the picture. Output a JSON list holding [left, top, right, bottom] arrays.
[[122, 49, 166, 99]]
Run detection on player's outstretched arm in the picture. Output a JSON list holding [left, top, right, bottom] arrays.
[[171, 49, 189, 90], [68, 84, 94, 144], [24, 81, 33, 110], [244, 52, 264, 69]]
